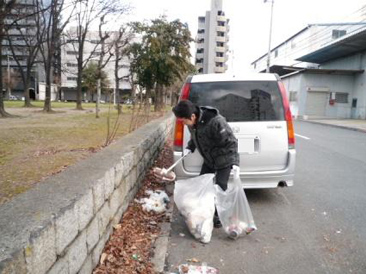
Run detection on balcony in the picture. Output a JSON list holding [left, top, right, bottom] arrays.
[[216, 36, 225, 42], [197, 33, 205, 40], [214, 67, 226, 73], [197, 43, 204, 49], [195, 63, 203, 69], [214, 56, 225, 63], [196, 53, 204, 59], [215, 46, 225, 53], [216, 26, 226, 32], [217, 15, 226, 22]]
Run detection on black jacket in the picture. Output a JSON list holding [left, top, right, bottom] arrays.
[[187, 106, 239, 170]]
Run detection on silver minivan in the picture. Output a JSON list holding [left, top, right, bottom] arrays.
[[172, 73, 296, 188]]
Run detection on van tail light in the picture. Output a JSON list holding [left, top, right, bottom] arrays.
[[278, 82, 295, 149], [173, 82, 191, 151], [180, 83, 191, 100], [173, 120, 184, 151]]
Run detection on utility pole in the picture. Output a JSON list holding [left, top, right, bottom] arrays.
[[264, 0, 274, 73], [96, 79, 101, 118], [7, 55, 11, 96]]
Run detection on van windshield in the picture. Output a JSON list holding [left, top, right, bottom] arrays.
[[189, 81, 285, 122]]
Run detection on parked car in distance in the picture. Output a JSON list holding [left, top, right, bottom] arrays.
[[172, 73, 296, 189], [124, 99, 134, 105], [9, 95, 19, 101]]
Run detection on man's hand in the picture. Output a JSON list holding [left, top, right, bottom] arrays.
[[183, 148, 192, 156]]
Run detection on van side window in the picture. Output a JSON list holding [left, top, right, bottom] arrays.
[[189, 81, 285, 122]]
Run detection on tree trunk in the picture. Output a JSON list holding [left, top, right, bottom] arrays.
[[154, 84, 164, 112], [145, 87, 151, 106], [0, 37, 11, 117], [114, 48, 122, 114], [76, 36, 84, 110], [43, 62, 52, 112], [76, 68, 83, 110], [23, 76, 32, 107]]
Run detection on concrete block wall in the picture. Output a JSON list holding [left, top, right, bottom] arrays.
[[0, 113, 174, 274]]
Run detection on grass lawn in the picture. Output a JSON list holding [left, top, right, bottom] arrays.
[[0, 101, 170, 205]]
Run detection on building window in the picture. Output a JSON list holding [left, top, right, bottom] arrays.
[[197, 49, 204, 53], [66, 51, 78, 55], [352, 98, 357, 108], [216, 52, 224, 57], [289, 91, 297, 102], [198, 29, 205, 34], [67, 77, 77, 81], [66, 63, 77, 67], [332, 29, 347, 39], [335, 92, 348, 103], [217, 32, 225, 37], [216, 42, 224, 47], [217, 22, 225, 26]]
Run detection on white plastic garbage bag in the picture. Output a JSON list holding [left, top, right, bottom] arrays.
[[215, 166, 257, 239], [174, 174, 216, 243]]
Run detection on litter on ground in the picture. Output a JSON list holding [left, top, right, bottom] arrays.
[[135, 189, 170, 213], [178, 263, 218, 274]]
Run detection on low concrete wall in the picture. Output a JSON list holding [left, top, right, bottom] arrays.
[[0, 113, 174, 274]]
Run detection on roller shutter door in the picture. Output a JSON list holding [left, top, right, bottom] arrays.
[[306, 92, 327, 116]]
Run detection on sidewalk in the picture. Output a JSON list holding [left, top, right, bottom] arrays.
[[298, 118, 366, 133]]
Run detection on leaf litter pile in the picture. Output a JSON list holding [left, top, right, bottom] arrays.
[[93, 143, 174, 274]]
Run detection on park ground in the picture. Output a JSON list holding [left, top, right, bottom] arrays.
[[0, 101, 169, 205]]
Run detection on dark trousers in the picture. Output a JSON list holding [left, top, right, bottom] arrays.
[[199, 162, 231, 191], [200, 162, 231, 219]]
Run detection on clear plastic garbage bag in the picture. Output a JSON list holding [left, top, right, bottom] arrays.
[[174, 174, 216, 243], [215, 167, 257, 239]]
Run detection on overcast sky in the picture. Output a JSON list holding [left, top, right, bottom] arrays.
[[123, 0, 366, 72]]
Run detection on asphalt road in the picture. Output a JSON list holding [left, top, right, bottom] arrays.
[[165, 121, 366, 274]]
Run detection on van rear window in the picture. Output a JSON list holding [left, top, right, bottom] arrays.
[[189, 81, 285, 122]]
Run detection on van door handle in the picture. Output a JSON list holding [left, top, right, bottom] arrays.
[[254, 136, 260, 152]]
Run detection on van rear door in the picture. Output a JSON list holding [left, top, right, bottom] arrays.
[[183, 80, 289, 173]]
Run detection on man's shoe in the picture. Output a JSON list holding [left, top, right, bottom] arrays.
[[213, 216, 222, 228]]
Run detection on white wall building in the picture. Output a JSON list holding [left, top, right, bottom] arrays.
[[61, 28, 132, 101], [195, 0, 230, 74], [252, 23, 366, 75]]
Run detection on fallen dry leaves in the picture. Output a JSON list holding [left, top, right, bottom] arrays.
[[93, 143, 174, 274]]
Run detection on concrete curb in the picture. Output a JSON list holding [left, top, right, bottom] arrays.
[[299, 119, 366, 133], [152, 184, 174, 274]]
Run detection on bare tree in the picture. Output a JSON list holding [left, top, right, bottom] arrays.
[[6, 0, 44, 107], [111, 25, 133, 114], [0, 0, 17, 117], [66, 0, 130, 111], [38, 0, 74, 112]]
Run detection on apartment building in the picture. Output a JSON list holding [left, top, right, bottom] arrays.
[[195, 0, 230, 74], [61, 28, 131, 102], [1, 0, 37, 99]]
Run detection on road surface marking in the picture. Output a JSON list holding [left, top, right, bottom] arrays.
[[295, 134, 310, 140]]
